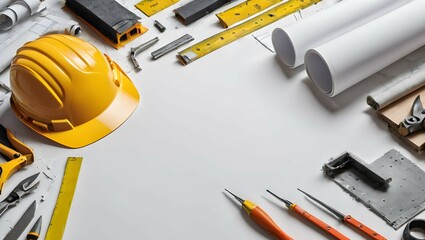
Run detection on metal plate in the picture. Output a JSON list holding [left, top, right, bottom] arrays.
[[329, 149, 425, 229]]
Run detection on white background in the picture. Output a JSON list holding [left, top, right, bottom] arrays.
[[1, 0, 425, 239]]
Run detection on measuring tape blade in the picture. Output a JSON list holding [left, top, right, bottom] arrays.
[[45, 157, 83, 240], [135, 0, 180, 17], [178, 0, 321, 65], [216, 0, 284, 28]]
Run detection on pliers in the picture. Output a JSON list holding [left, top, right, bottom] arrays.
[[0, 172, 40, 217], [399, 95, 425, 136], [0, 124, 34, 194]]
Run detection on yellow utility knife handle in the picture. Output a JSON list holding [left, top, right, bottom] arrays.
[[344, 215, 387, 240], [291, 204, 350, 240]]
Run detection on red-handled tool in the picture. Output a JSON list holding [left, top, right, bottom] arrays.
[[267, 190, 350, 240], [224, 189, 293, 240], [297, 188, 387, 240]]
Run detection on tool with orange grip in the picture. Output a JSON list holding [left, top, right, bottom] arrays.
[[297, 188, 387, 240], [267, 190, 350, 240], [224, 189, 293, 240]]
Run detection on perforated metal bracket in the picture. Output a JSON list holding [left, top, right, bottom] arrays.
[[323, 152, 392, 189], [325, 149, 425, 230]]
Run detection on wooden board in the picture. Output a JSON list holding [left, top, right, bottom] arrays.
[[378, 86, 425, 152]]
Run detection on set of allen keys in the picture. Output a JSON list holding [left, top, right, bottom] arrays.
[[225, 189, 387, 240]]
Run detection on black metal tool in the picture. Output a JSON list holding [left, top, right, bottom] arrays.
[[403, 219, 425, 240], [399, 95, 425, 136]]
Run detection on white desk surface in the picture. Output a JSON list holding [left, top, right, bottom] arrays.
[[1, 0, 425, 239]]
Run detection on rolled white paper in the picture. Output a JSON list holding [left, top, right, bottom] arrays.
[[272, 0, 411, 69], [305, 0, 425, 97]]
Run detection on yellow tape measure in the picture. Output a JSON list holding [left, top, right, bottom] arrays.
[[178, 0, 321, 65], [216, 0, 284, 28], [135, 0, 180, 17], [45, 157, 83, 240]]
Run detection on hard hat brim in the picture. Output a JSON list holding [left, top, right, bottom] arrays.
[[11, 67, 140, 148]]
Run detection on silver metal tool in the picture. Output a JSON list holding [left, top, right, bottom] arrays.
[[151, 34, 194, 60], [399, 95, 425, 136], [4, 200, 36, 240], [0, 172, 40, 217], [130, 37, 159, 71]]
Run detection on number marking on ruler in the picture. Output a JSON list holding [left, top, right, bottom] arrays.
[[135, 0, 180, 17], [45, 157, 83, 240], [216, 0, 285, 28], [177, 0, 321, 65]]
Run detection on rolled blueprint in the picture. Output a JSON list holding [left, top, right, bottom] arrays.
[[272, 0, 411, 68], [0, 0, 43, 30], [304, 0, 425, 97], [0, 15, 81, 72], [0, 1, 14, 11], [367, 67, 425, 110]]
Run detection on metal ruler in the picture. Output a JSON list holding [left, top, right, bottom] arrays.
[[216, 0, 284, 28], [45, 157, 83, 240], [135, 0, 180, 16], [178, 0, 321, 65]]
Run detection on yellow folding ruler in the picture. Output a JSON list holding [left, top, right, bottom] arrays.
[[216, 0, 284, 28], [178, 0, 321, 65], [135, 0, 180, 17], [45, 157, 83, 240]]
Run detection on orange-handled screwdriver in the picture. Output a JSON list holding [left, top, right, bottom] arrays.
[[224, 189, 293, 240], [267, 190, 350, 240], [297, 188, 387, 240]]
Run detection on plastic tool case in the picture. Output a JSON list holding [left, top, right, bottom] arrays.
[[65, 0, 147, 49]]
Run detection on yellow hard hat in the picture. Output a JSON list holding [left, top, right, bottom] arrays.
[[9, 34, 140, 148]]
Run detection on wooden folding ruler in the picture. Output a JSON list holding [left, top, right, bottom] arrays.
[[177, 0, 321, 65]]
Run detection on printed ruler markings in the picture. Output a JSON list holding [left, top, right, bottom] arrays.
[[216, 0, 284, 28], [135, 0, 180, 17], [178, 0, 322, 65], [45, 157, 83, 240]]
